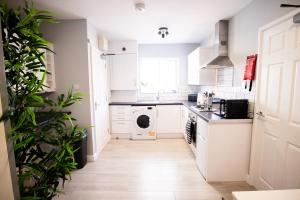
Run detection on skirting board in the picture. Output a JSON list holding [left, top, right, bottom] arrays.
[[246, 174, 255, 186], [111, 133, 130, 139], [157, 133, 184, 139], [87, 133, 111, 162], [111, 133, 184, 139]]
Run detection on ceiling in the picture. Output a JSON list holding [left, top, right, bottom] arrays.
[[6, 0, 253, 44]]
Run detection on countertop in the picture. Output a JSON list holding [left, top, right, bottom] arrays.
[[109, 101, 182, 106], [181, 101, 253, 124], [110, 101, 253, 124], [232, 189, 300, 200]]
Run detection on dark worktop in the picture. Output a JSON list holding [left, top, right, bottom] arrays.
[[109, 101, 182, 106], [109, 100, 252, 124]]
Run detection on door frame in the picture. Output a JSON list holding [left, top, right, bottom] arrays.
[[87, 42, 99, 161], [248, 8, 300, 187], [87, 42, 111, 161]]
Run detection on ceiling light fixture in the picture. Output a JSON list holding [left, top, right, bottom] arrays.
[[158, 27, 169, 38], [135, 2, 146, 12]]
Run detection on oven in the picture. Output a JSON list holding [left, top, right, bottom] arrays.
[[186, 111, 197, 147]]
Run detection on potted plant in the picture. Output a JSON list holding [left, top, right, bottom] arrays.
[[0, 1, 86, 199]]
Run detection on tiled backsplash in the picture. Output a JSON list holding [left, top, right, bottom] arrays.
[[137, 85, 200, 101], [201, 86, 255, 102], [200, 85, 256, 118], [217, 68, 234, 87], [110, 86, 201, 102]]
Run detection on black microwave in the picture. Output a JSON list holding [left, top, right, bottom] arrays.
[[215, 99, 249, 119]]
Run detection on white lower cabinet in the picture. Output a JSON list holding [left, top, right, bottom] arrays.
[[197, 134, 208, 178], [196, 116, 252, 182], [110, 106, 132, 138], [156, 105, 182, 136], [111, 121, 131, 133], [181, 105, 189, 137]]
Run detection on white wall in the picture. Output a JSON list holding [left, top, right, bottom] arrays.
[[201, 0, 297, 87], [41, 20, 94, 155], [200, 0, 297, 100], [228, 0, 297, 87], [0, 97, 14, 200]]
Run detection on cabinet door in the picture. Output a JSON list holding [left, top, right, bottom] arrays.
[[110, 54, 137, 90], [157, 105, 181, 133], [196, 116, 209, 178], [196, 134, 208, 179], [111, 121, 131, 133], [181, 106, 189, 133], [199, 47, 215, 68], [187, 49, 200, 85]]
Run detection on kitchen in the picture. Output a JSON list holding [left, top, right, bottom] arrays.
[[0, 0, 300, 200]]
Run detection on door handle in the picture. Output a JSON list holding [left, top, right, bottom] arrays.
[[95, 102, 100, 110], [256, 111, 265, 118]]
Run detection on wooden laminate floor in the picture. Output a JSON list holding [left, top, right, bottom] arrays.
[[56, 139, 254, 200]]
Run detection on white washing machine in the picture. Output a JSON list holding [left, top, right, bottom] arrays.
[[131, 106, 157, 140]]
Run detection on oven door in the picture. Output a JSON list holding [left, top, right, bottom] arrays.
[[191, 120, 197, 147], [186, 117, 197, 145]]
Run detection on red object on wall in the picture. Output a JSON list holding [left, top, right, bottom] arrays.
[[243, 54, 257, 80]]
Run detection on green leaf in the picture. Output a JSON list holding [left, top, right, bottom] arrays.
[[14, 136, 34, 151], [26, 107, 36, 125]]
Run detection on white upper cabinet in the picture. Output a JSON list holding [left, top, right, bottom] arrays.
[[187, 49, 199, 85], [187, 47, 216, 86], [109, 40, 137, 90]]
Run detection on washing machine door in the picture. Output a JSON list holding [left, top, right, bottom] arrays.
[[136, 114, 151, 129]]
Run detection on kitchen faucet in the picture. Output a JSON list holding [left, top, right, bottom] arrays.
[[156, 92, 160, 101]]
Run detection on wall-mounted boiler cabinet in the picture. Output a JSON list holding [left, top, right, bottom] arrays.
[[109, 40, 138, 90]]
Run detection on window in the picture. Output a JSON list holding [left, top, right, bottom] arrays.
[[139, 58, 179, 94]]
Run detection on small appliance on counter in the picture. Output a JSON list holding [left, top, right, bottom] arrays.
[[214, 99, 249, 119], [197, 91, 215, 110], [188, 94, 198, 102]]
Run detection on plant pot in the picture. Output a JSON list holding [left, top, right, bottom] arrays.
[[73, 129, 88, 169]]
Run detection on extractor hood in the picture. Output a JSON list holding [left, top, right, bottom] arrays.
[[204, 20, 233, 68]]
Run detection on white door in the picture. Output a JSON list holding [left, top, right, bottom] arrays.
[[90, 45, 109, 155], [251, 9, 300, 190]]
